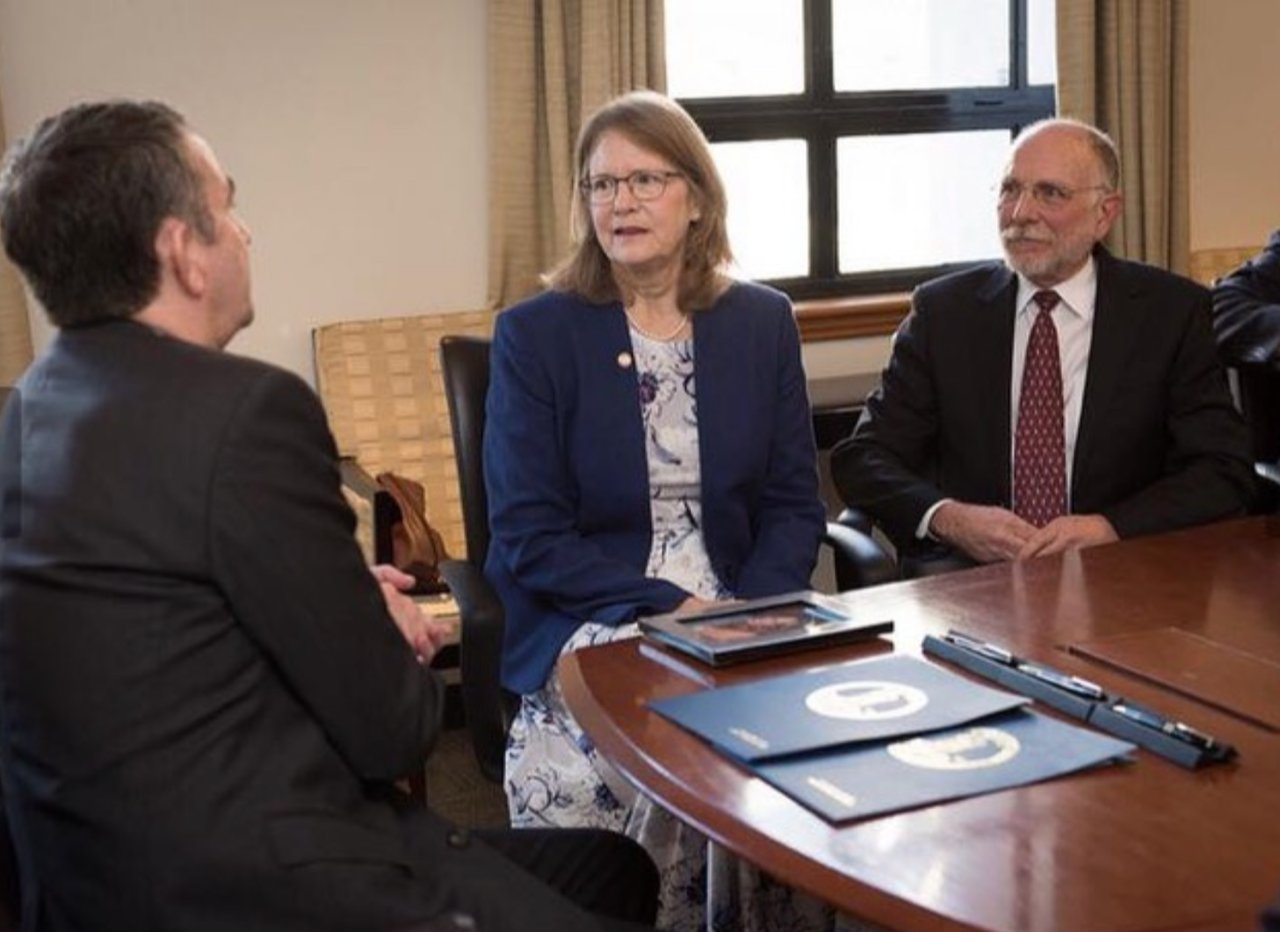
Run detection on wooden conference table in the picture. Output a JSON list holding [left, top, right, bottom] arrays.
[[560, 516, 1280, 932]]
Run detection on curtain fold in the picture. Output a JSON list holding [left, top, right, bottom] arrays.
[[488, 0, 665, 309], [0, 87, 35, 384], [1056, 0, 1190, 274]]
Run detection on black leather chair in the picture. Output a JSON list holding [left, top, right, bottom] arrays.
[[437, 337, 518, 786], [436, 335, 898, 785], [0, 771, 21, 931], [1231, 362, 1280, 513]]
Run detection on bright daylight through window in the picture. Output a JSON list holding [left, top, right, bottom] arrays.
[[665, 0, 1057, 300]]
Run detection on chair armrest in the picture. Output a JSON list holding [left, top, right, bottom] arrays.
[[339, 457, 378, 496], [1257, 460, 1280, 514], [339, 458, 397, 565], [823, 519, 898, 590], [1258, 461, 1280, 487], [437, 559, 518, 784], [834, 506, 875, 537]]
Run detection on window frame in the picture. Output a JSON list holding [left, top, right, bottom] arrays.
[[673, 0, 1055, 327]]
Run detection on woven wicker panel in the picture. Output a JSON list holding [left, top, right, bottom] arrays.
[[314, 309, 496, 559], [1190, 246, 1262, 288]]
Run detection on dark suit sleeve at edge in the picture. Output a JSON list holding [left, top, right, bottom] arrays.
[[1211, 230, 1280, 365], [208, 368, 442, 782]]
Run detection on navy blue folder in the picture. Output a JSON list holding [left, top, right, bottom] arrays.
[[649, 653, 1030, 761], [753, 708, 1134, 822]]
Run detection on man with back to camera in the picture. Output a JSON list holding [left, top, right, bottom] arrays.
[[831, 117, 1254, 578], [0, 99, 660, 932]]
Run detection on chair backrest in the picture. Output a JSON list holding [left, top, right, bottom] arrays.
[[312, 310, 495, 561], [1189, 245, 1264, 289], [438, 336, 492, 566]]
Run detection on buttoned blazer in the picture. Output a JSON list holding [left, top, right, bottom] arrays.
[[832, 249, 1254, 552], [0, 321, 614, 932], [484, 281, 827, 695]]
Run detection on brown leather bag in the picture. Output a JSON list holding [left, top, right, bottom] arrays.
[[375, 472, 450, 593]]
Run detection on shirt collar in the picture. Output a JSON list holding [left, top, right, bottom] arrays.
[[1015, 257, 1097, 324]]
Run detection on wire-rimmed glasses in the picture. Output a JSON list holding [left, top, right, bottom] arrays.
[[996, 178, 1112, 210], [581, 170, 684, 204]]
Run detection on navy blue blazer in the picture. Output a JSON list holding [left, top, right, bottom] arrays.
[[484, 282, 826, 694], [832, 250, 1254, 553]]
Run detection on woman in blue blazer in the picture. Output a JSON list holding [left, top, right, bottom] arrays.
[[484, 91, 829, 932]]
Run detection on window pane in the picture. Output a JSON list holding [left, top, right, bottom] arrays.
[[665, 0, 804, 99], [1028, 0, 1058, 86], [838, 131, 1008, 273], [833, 0, 1010, 91], [711, 140, 809, 281]]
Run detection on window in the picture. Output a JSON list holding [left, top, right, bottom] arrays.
[[666, 0, 1056, 302]]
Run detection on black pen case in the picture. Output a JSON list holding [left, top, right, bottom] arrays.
[[922, 634, 1097, 721], [1086, 705, 1223, 770]]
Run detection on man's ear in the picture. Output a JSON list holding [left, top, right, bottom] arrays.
[[1095, 190, 1124, 239], [154, 216, 207, 297]]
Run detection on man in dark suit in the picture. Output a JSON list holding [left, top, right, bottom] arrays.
[[832, 117, 1253, 576], [1211, 231, 1280, 488], [1212, 229, 1280, 366], [0, 100, 659, 932]]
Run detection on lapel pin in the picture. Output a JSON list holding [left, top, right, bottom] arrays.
[[617, 351, 633, 369]]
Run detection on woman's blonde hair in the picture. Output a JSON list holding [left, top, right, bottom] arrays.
[[544, 89, 733, 311]]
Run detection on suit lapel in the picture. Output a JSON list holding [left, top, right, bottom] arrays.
[[1074, 252, 1140, 488], [972, 267, 1018, 501]]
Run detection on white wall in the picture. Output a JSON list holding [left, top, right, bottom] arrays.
[[0, 0, 488, 382], [1188, 0, 1280, 251], [2, 1, 1276, 383]]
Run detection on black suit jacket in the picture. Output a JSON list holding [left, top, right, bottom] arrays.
[[1211, 230, 1280, 466], [0, 322, 608, 932], [1212, 228, 1280, 366], [832, 250, 1254, 555]]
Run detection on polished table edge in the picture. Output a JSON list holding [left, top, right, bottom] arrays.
[[559, 516, 1280, 932], [559, 646, 957, 931]]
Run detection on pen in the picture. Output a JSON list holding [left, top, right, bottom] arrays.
[[1109, 702, 1218, 750], [944, 630, 1015, 665], [1015, 661, 1106, 700]]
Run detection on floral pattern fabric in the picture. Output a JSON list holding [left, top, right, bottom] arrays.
[[504, 330, 863, 932]]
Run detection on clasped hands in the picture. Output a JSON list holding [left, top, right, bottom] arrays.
[[930, 501, 1117, 564], [371, 565, 453, 664]]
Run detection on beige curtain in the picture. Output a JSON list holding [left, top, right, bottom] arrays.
[[0, 89, 35, 384], [488, 0, 666, 309], [1056, 0, 1191, 274]]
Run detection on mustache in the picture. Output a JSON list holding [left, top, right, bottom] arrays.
[[1001, 226, 1053, 245]]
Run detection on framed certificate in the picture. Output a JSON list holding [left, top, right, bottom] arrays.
[[638, 590, 892, 667]]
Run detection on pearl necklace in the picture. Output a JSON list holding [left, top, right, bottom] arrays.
[[625, 309, 689, 342]]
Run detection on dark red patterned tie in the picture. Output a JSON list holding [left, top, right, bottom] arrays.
[[1014, 290, 1066, 527]]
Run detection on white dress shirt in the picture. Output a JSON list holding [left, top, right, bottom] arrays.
[[918, 258, 1098, 539]]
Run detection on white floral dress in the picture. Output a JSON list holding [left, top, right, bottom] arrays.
[[504, 329, 844, 932]]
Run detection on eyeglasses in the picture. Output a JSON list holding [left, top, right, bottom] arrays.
[[996, 179, 1112, 210], [581, 170, 683, 204]]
